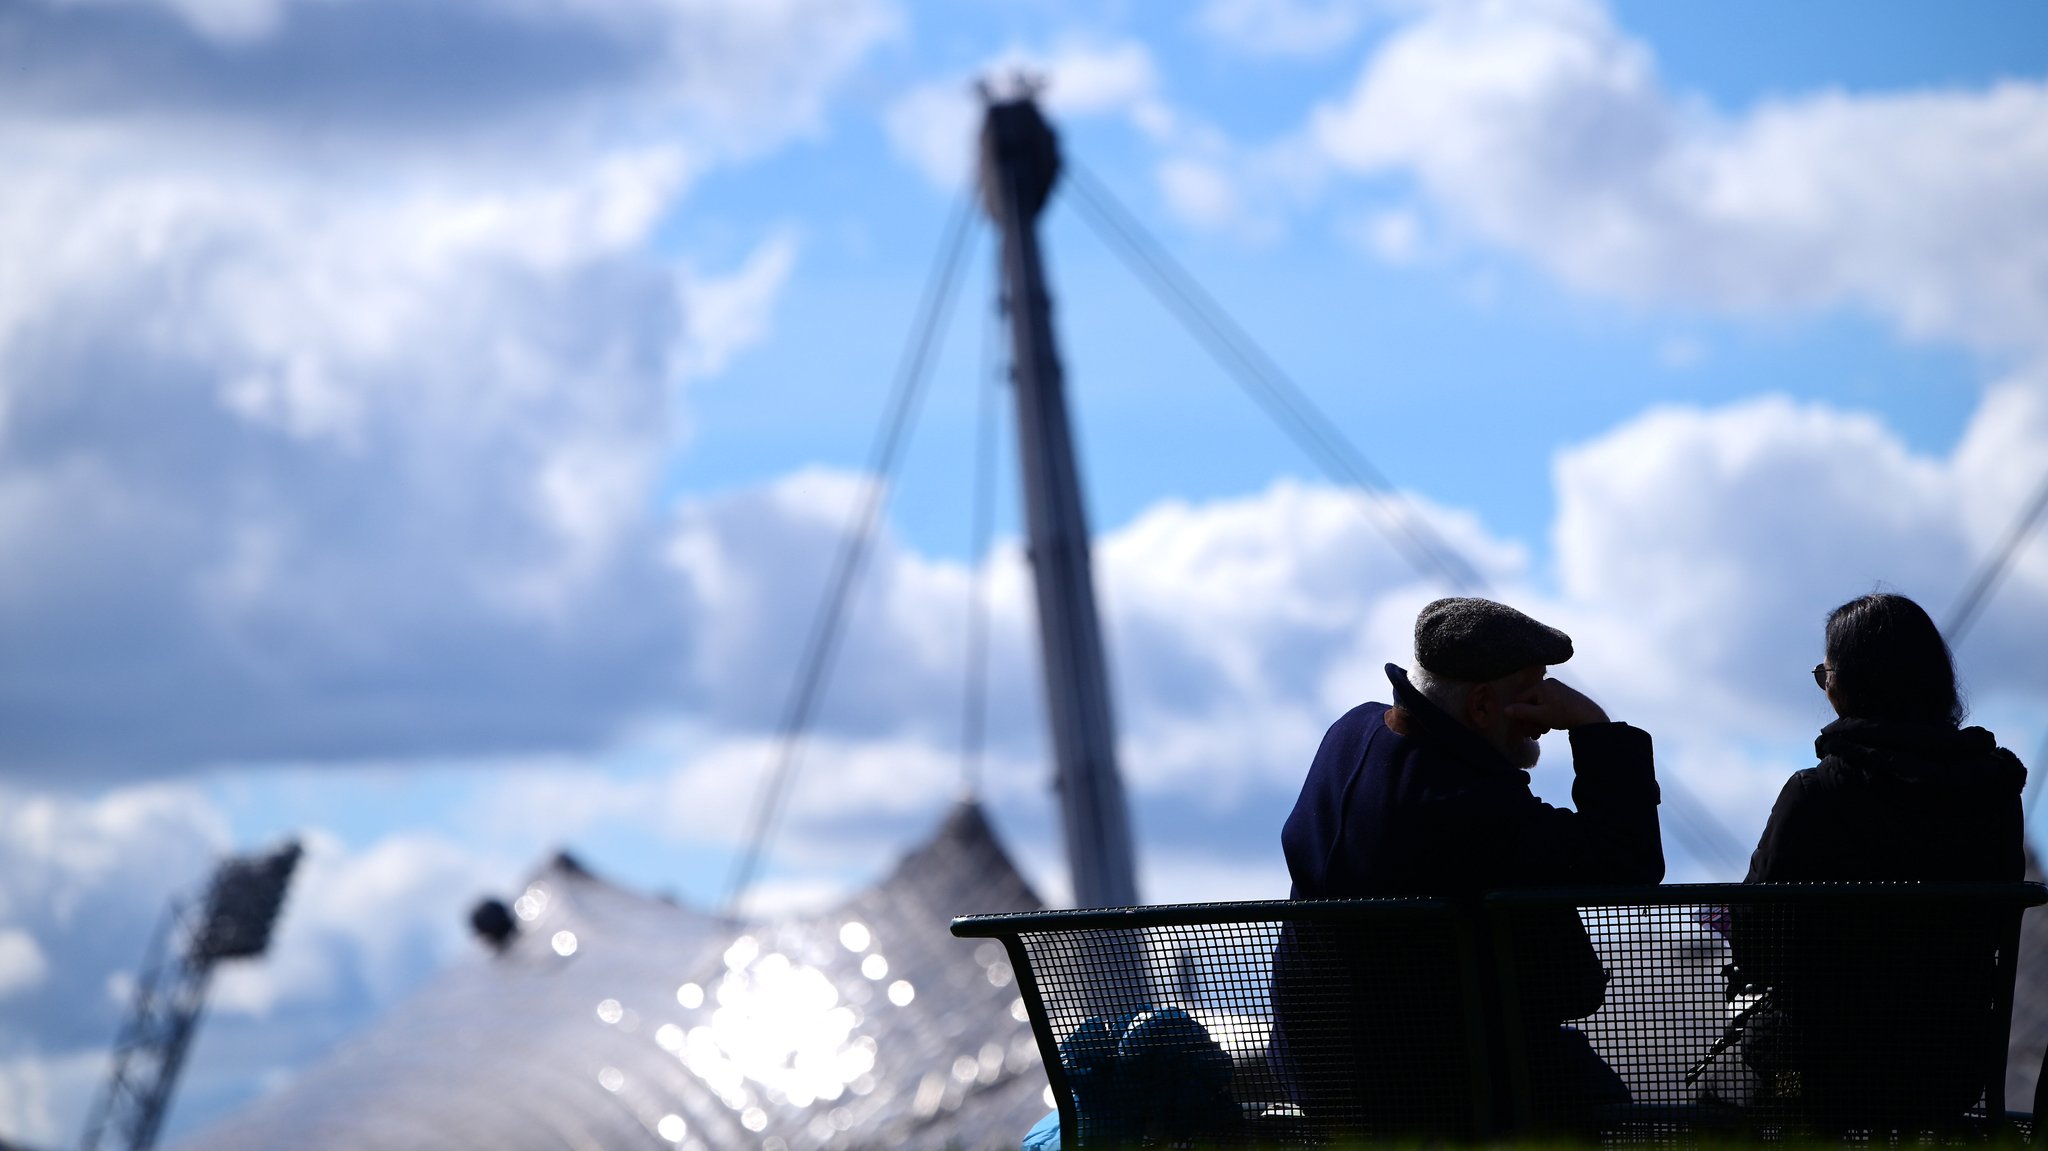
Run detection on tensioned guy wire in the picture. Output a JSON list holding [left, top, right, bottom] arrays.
[[1063, 161, 1485, 594], [723, 197, 977, 918], [1944, 463, 2048, 645], [1657, 778, 1746, 877], [1062, 160, 1748, 876]]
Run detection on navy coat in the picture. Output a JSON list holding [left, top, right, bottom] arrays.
[[1271, 664, 1663, 1130], [1283, 664, 1664, 902]]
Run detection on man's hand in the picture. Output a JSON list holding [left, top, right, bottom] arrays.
[[1502, 677, 1610, 732]]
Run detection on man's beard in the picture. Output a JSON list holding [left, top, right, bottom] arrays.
[[1507, 737, 1542, 770]]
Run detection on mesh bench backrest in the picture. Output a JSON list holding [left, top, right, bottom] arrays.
[[953, 900, 1489, 1146], [1488, 884, 2043, 1139], [955, 883, 2046, 1147]]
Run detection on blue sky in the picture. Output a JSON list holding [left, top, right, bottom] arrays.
[[2, 0, 2047, 1144], [659, 0, 2027, 562]]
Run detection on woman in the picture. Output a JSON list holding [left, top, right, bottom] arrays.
[[1748, 591, 2024, 884], [1735, 592, 2027, 1125]]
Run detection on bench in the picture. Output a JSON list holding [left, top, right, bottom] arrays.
[[953, 882, 2047, 1146]]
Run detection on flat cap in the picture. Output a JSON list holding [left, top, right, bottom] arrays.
[[1414, 597, 1572, 682]]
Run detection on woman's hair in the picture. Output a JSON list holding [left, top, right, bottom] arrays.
[[1824, 592, 1965, 727]]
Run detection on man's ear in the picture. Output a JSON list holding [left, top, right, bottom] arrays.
[[1463, 682, 1489, 727]]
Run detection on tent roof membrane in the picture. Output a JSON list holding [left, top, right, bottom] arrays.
[[177, 803, 1050, 1151]]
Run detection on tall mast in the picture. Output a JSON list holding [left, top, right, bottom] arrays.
[[978, 93, 1140, 908]]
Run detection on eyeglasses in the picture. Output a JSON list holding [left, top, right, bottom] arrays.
[[1811, 663, 1830, 690]]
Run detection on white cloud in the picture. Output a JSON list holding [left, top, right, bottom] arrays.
[[0, 777, 521, 1144], [1142, 2, 2048, 838], [32, 0, 905, 63], [1099, 479, 1526, 793], [885, 41, 1173, 191], [11, 380, 2043, 1135], [500, 372, 2046, 890], [1035, 41, 1167, 124], [0, 0, 892, 779], [1310, 0, 2048, 357], [883, 36, 1323, 239], [0, 784, 226, 1142], [1518, 380, 2048, 862], [0, 1050, 97, 1149], [1345, 206, 1425, 264], [1171, 0, 2048, 826], [1158, 133, 1331, 240], [605, 391, 2039, 894], [6, 0, 897, 161], [209, 831, 507, 1018], [673, 231, 801, 385], [883, 82, 985, 191], [0, 933, 49, 1000], [1556, 388, 2048, 716], [662, 465, 1531, 788], [1157, 158, 1244, 233], [0, 148, 699, 770], [653, 443, 2028, 883], [64, 0, 291, 44], [1195, 0, 1384, 59], [414, 473, 1531, 896], [532, 433, 2039, 890]]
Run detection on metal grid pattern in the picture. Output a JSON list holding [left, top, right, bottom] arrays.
[[957, 900, 1489, 1146], [956, 883, 2047, 1148], [1492, 884, 2044, 1143]]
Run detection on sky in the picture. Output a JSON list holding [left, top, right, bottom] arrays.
[[3, 0, 2048, 1143]]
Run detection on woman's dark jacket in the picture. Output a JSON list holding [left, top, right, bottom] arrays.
[[1746, 718, 2024, 884], [1735, 717, 2027, 1121]]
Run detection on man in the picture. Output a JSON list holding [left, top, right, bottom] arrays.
[[1284, 596, 1663, 899], [1274, 597, 1663, 1133]]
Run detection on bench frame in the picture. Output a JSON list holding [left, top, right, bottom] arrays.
[[956, 898, 1489, 1144], [955, 882, 2047, 1147]]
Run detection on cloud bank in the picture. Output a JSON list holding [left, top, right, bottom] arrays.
[[0, 0, 896, 777], [1309, 0, 2048, 359]]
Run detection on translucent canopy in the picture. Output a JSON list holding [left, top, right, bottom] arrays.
[[177, 803, 1051, 1151]]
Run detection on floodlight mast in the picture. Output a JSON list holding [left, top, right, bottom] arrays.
[[979, 89, 1140, 909], [79, 841, 302, 1151]]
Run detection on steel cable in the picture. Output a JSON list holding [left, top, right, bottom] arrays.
[[722, 197, 978, 917], [1944, 464, 2048, 645], [1062, 162, 1484, 594], [1062, 161, 1750, 876]]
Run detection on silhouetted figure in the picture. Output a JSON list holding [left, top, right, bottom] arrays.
[[1735, 592, 2026, 1128], [1276, 598, 1664, 1135]]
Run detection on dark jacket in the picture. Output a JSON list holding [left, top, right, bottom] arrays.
[[1734, 718, 2027, 1123], [1272, 664, 1662, 1133], [1284, 664, 1665, 901], [1745, 717, 2024, 885]]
